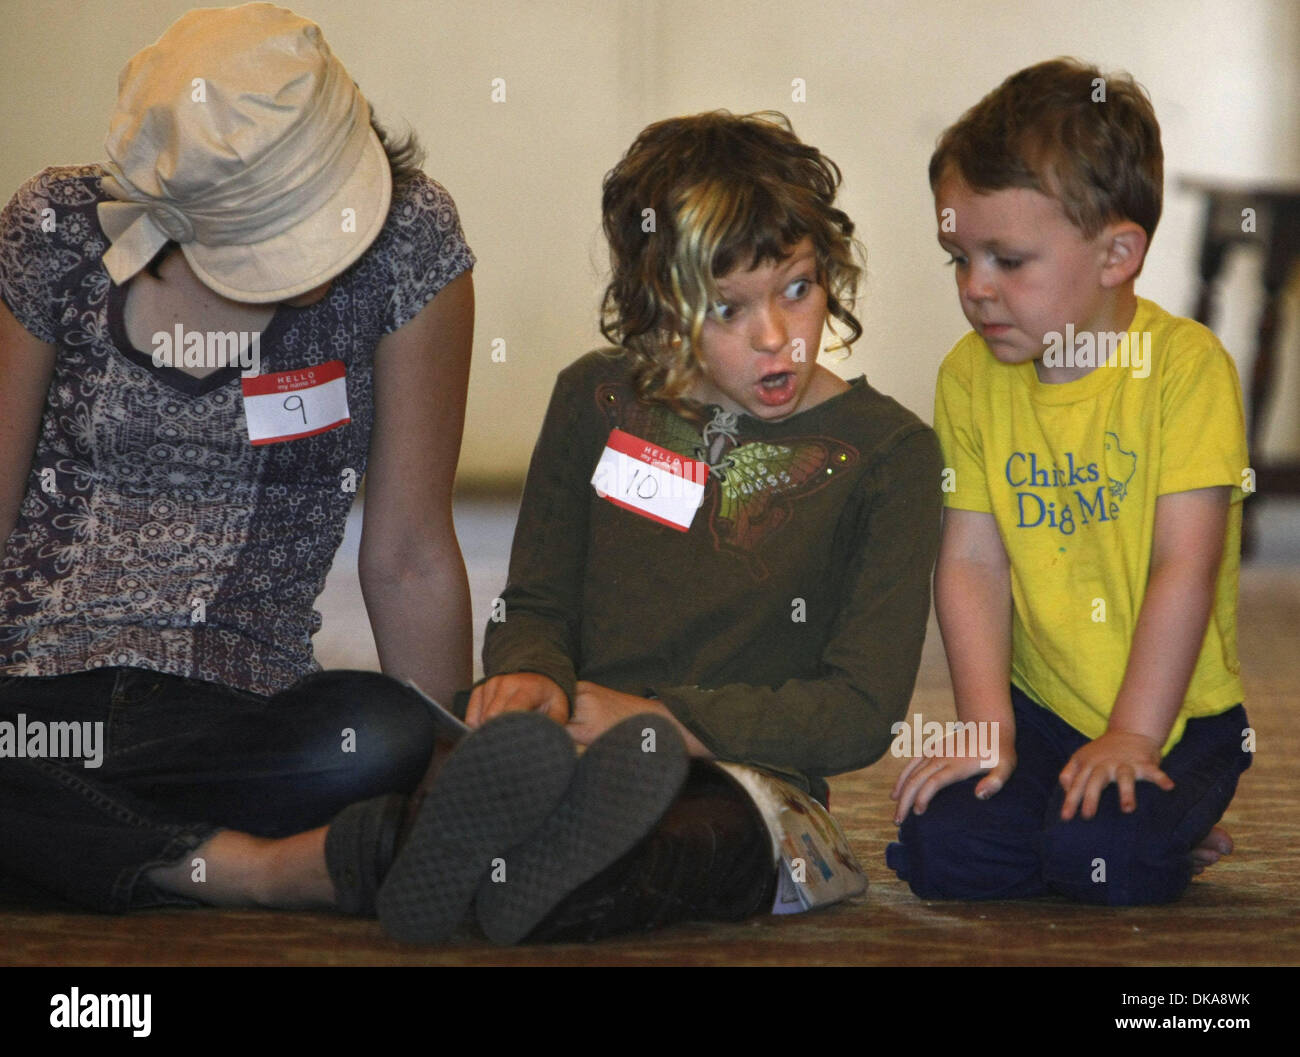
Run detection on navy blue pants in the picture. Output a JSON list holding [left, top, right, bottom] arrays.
[[0, 667, 436, 912], [886, 686, 1252, 905]]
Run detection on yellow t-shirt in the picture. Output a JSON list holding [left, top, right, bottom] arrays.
[[934, 297, 1248, 752]]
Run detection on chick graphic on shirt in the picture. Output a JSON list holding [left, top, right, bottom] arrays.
[[1104, 432, 1137, 501]]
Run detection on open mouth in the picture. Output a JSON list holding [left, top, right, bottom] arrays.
[[755, 370, 796, 406]]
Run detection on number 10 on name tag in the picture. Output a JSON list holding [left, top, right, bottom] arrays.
[[591, 428, 707, 531], [241, 360, 351, 445]]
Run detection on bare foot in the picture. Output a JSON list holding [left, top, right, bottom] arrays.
[[1191, 825, 1234, 875]]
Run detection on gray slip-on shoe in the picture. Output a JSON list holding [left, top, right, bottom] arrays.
[[376, 711, 576, 943], [474, 713, 689, 945]]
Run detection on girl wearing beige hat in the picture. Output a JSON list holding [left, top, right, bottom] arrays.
[[0, 4, 485, 916]]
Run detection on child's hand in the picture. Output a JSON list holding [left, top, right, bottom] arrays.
[[569, 682, 712, 756], [465, 672, 569, 729], [890, 738, 1017, 824], [1057, 730, 1174, 821], [568, 682, 659, 745]]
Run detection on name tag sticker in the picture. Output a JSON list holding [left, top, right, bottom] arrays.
[[241, 360, 350, 445], [591, 428, 707, 532]]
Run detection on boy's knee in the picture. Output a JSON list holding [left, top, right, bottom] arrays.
[[1041, 788, 1191, 905], [889, 784, 1041, 900]]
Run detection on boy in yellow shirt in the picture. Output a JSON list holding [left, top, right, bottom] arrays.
[[889, 59, 1253, 904]]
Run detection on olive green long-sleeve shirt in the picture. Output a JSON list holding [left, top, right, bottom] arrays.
[[485, 351, 942, 801]]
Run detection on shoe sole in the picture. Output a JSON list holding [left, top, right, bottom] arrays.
[[475, 713, 689, 945], [376, 712, 576, 943]]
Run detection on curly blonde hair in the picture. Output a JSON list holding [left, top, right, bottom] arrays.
[[599, 111, 863, 412]]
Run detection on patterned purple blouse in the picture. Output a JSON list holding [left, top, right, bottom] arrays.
[[0, 166, 474, 695]]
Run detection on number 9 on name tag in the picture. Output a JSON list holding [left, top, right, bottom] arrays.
[[240, 360, 351, 445]]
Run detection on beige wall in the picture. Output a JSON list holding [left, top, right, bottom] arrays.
[[3, 0, 1297, 481]]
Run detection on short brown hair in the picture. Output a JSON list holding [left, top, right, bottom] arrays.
[[930, 58, 1163, 240], [600, 111, 863, 409]]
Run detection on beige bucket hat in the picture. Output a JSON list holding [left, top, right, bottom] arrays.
[[97, 3, 392, 303]]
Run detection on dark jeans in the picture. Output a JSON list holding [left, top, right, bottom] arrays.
[[0, 667, 437, 912], [886, 685, 1253, 905]]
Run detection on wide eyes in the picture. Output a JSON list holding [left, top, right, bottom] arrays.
[[710, 277, 813, 322]]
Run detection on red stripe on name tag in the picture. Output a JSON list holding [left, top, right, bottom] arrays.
[[605, 428, 707, 483], [240, 359, 346, 397]]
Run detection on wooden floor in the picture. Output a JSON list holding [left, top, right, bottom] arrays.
[[2, 500, 1297, 967]]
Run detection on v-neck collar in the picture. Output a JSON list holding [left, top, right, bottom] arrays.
[[106, 276, 288, 397]]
